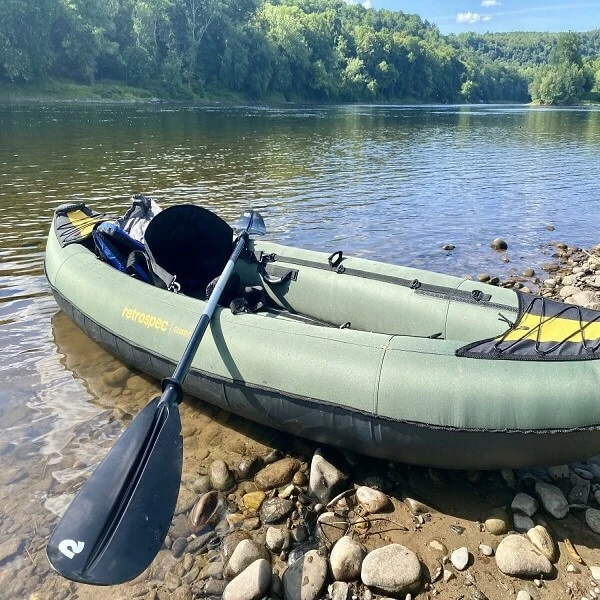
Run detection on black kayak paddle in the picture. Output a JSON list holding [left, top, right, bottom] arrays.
[[46, 208, 266, 585]]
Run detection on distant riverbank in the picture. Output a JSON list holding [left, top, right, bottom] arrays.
[[0, 80, 528, 107], [0, 80, 256, 105], [3, 81, 598, 108]]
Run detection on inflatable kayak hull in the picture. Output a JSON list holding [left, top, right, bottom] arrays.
[[45, 205, 600, 469]]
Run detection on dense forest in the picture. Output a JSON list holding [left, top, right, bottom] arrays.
[[0, 0, 598, 105]]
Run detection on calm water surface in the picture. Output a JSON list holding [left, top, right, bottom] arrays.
[[0, 102, 599, 596]]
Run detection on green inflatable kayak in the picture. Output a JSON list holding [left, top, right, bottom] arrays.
[[45, 202, 600, 469]]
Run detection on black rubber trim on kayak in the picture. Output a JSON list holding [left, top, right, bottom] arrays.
[[246, 250, 517, 310], [50, 286, 600, 469]]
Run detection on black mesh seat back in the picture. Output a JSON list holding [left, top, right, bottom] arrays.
[[144, 204, 233, 296]]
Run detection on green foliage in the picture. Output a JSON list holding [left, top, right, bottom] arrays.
[[0, 0, 56, 81], [0, 1, 597, 104], [551, 31, 583, 67], [530, 64, 586, 105], [461, 80, 481, 103], [529, 32, 592, 104]]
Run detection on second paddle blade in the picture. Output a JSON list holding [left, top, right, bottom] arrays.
[[47, 395, 183, 585]]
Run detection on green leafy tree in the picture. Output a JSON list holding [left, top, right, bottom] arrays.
[[530, 32, 589, 104], [0, 0, 57, 81], [551, 31, 583, 67], [530, 63, 586, 104], [51, 0, 119, 84]]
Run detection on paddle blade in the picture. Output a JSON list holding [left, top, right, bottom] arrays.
[[47, 396, 183, 585], [236, 210, 266, 237]]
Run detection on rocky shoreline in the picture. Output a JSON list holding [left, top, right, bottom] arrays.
[[4, 240, 600, 600]]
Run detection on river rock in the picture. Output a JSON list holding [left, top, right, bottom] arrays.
[[170, 514, 192, 539], [282, 549, 328, 600], [204, 579, 227, 596], [164, 571, 182, 592], [484, 509, 510, 535], [126, 374, 148, 393], [355, 486, 390, 513], [224, 539, 270, 579], [209, 460, 235, 491], [542, 262, 560, 273], [561, 274, 579, 286], [513, 513, 535, 533], [170, 585, 192, 600], [308, 449, 348, 503], [265, 526, 291, 553], [260, 497, 294, 524], [535, 481, 569, 518], [404, 497, 433, 515], [361, 544, 421, 596], [199, 559, 224, 580], [328, 581, 350, 600], [568, 474, 591, 505], [191, 475, 211, 494], [237, 456, 264, 480], [450, 547, 469, 571], [102, 366, 130, 386], [254, 458, 301, 490], [188, 490, 225, 532], [171, 536, 188, 558], [221, 530, 253, 562], [511, 492, 538, 517], [329, 536, 366, 581], [559, 285, 579, 299], [0, 537, 22, 564], [585, 508, 600, 534], [293, 470, 307, 486], [590, 565, 600, 580], [222, 558, 272, 600], [527, 525, 557, 563], [495, 535, 552, 577], [572, 290, 599, 307], [428, 539, 448, 556], [573, 466, 595, 480], [491, 238, 508, 251], [547, 465, 569, 480], [242, 491, 266, 512], [315, 511, 347, 546]]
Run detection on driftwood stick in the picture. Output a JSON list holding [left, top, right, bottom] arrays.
[[582, 249, 600, 265]]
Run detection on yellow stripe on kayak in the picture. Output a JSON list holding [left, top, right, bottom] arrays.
[[500, 312, 600, 344], [67, 210, 99, 237]]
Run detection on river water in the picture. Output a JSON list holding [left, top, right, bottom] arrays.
[[1, 102, 600, 597]]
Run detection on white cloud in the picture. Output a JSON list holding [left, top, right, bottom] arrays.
[[481, 0, 501, 6], [456, 11, 491, 24], [363, 0, 372, 7]]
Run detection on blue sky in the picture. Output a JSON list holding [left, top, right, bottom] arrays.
[[359, 1, 600, 34]]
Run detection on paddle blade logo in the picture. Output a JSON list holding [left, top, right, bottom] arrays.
[[58, 539, 85, 560]]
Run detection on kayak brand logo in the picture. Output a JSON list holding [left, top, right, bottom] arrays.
[[122, 307, 168, 332], [58, 539, 85, 560]]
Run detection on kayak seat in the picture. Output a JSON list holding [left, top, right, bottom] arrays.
[[144, 204, 234, 298]]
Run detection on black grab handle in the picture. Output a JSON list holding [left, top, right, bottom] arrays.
[[328, 250, 343, 268]]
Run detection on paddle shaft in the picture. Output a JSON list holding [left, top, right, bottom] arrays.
[[166, 231, 248, 398]]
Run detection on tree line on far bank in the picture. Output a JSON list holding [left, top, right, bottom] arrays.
[[0, 0, 598, 105]]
